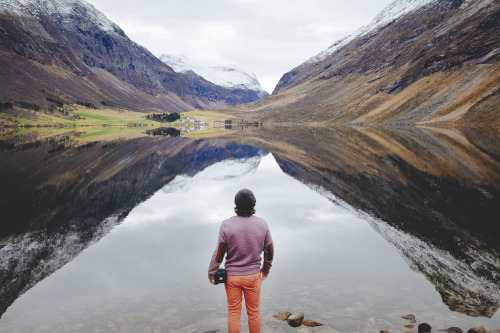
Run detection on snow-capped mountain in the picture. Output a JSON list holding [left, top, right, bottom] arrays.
[[159, 54, 269, 98], [0, 0, 265, 110], [1, 0, 117, 32], [267, 0, 498, 127], [307, 0, 437, 64]]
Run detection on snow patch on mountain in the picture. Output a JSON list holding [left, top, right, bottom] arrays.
[[0, 0, 118, 33], [159, 54, 269, 96], [306, 0, 435, 64]]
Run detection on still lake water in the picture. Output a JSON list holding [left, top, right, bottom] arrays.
[[0, 125, 499, 332]]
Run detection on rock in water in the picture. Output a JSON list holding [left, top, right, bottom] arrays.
[[467, 327, 487, 333], [440, 328, 463, 333], [418, 323, 432, 333], [287, 312, 304, 327], [273, 312, 292, 321], [402, 314, 417, 323], [302, 319, 324, 327]]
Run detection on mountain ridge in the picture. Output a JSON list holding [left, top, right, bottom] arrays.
[[224, 0, 499, 129], [0, 0, 265, 112], [159, 54, 269, 99], [303, 0, 436, 67]]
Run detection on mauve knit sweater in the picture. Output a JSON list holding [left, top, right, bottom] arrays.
[[208, 215, 273, 280]]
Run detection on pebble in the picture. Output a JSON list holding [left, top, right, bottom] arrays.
[[273, 312, 292, 321], [418, 323, 432, 333], [302, 319, 324, 327], [376, 314, 500, 333], [440, 328, 463, 333], [467, 327, 487, 333], [287, 312, 304, 327], [273, 311, 324, 327], [402, 314, 417, 323]]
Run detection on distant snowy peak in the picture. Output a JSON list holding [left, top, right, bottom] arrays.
[[307, 0, 436, 64], [159, 54, 191, 73], [159, 54, 269, 96], [0, 0, 119, 33]]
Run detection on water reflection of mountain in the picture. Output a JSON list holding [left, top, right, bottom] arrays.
[[0, 135, 264, 317], [223, 124, 500, 318]]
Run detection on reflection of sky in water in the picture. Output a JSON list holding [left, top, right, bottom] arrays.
[[2, 154, 499, 332]]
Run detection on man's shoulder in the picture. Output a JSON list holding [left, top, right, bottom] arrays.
[[222, 215, 238, 224], [250, 215, 269, 227]]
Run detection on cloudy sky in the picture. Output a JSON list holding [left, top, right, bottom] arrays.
[[86, 0, 394, 93]]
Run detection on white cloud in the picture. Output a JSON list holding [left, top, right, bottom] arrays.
[[86, 0, 393, 93], [200, 21, 236, 42]]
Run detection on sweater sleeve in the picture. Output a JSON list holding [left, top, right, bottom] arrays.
[[208, 223, 226, 280], [261, 225, 274, 274]]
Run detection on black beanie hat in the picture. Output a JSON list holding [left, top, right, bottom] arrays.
[[234, 188, 256, 210]]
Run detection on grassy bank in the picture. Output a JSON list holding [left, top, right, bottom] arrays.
[[1, 106, 234, 142]]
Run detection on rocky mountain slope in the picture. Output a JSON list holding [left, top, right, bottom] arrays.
[[227, 0, 499, 128], [159, 54, 269, 99], [0, 0, 263, 112]]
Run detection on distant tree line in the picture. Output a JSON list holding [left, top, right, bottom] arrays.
[[46, 98, 64, 108], [76, 101, 96, 109], [146, 127, 181, 137], [0, 102, 13, 110], [146, 112, 180, 123], [100, 100, 116, 107], [16, 101, 40, 111]]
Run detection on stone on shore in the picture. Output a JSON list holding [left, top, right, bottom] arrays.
[[402, 314, 417, 323], [302, 319, 324, 327], [273, 312, 292, 321], [287, 312, 304, 327], [418, 323, 432, 333], [467, 327, 487, 333], [440, 328, 463, 333]]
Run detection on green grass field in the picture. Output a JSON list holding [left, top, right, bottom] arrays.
[[1, 106, 235, 143]]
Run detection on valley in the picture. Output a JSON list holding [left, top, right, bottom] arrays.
[[0, 0, 499, 331]]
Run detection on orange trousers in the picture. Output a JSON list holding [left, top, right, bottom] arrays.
[[224, 272, 262, 333]]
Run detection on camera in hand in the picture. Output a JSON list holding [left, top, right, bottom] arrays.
[[214, 269, 227, 285]]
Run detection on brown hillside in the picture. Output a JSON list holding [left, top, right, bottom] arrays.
[[223, 0, 499, 127], [0, 0, 262, 112]]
